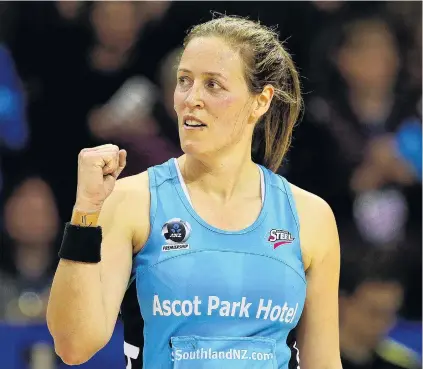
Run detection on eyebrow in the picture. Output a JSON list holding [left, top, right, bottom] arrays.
[[177, 68, 227, 81]]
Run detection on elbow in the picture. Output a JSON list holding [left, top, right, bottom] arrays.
[[54, 341, 91, 366], [46, 310, 111, 365], [53, 338, 106, 366], [48, 321, 109, 366], [56, 349, 90, 366]]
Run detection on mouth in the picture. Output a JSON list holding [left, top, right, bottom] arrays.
[[183, 118, 207, 129]]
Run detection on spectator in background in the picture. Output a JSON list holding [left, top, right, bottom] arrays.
[[88, 1, 170, 75], [88, 1, 145, 74], [54, 1, 85, 22], [0, 177, 59, 322], [87, 74, 182, 176], [299, 13, 421, 246], [339, 249, 420, 369], [85, 0, 181, 176], [1, 1, 173, 223], [87, 45, 183, 176]]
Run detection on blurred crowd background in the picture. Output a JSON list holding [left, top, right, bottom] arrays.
[[0, 1, 421, 369]]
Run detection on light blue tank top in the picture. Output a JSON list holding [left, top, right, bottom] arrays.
[[121, 158, 306, 369]]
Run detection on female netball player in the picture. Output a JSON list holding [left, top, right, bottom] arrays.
[[47, 15, 341, 369]]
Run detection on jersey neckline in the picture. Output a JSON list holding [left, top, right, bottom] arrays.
[[169, 158, 270, 235]]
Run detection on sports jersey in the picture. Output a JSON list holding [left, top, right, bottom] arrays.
[[121, 158, 306, 369]]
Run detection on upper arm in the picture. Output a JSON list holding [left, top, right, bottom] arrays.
[[97, 172, 150, 338], [292, 187, 342, 369]]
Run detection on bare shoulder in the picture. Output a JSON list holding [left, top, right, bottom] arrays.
[[289, 183, 334, 220], [103, 171, 150, 212], [100, 171, 151, 252], [289, 183, 339, 270], [114, 170, 150, 193]]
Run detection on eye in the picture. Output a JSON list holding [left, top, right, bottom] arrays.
[[177, 76, 191, 88], [206, 79, 222, 90]]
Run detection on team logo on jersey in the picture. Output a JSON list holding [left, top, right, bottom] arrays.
[[161, 218, 191, 252], [268, 229, 295, 249]]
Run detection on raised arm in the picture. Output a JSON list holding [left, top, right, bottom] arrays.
[[47, 145, 150, 365]]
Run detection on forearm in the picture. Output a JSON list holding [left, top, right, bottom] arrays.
[[47, 260, 108, 356], [47, 211, 109, 363]]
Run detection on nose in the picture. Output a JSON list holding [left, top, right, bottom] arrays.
[[184, 83, 204, 109]]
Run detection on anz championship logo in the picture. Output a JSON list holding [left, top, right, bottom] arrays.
[[161, 218, 191, 252]]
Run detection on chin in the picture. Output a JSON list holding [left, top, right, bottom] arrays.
[[181, 141, 204, 155], [180, 139, 213, 158]]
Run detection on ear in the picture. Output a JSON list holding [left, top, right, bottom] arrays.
[[251, 84, 275, 121]]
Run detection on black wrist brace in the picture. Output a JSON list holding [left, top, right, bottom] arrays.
[[58, 222, 102, 263]]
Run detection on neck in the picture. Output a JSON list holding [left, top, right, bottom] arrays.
[[339, 326, 374, 364], [178, 148, 259, 203]]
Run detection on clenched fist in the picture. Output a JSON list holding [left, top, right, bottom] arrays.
[[75, 144, 127, 212]]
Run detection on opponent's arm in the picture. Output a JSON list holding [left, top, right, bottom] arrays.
[[293, 186, 342, 369]]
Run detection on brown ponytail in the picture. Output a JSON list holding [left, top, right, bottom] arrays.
[[185, 14, 303, 172]]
